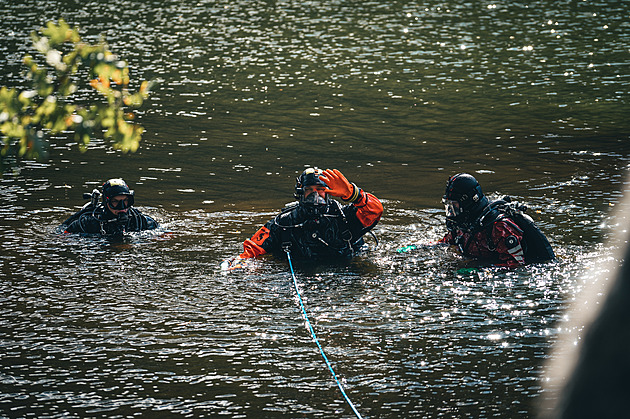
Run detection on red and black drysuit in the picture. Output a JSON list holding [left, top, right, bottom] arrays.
[[440, 214, 526, 267]]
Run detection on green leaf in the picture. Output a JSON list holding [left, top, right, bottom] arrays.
[[2, 19, 153, 171]]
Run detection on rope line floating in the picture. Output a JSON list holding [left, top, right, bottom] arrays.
[[285, 249, 365, 419]]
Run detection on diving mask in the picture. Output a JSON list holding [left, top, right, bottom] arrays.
[[442, 198, 462, 218], [302, 190, 327, 207], [108, 195, 133, 210]]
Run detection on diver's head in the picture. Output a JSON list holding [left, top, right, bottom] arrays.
[[442, 173, 489, 230], [102, 178, 135, 216], [295, 167, 329, 216]]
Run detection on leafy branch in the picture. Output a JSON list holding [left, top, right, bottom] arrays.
[[0, 19, 155, 171]]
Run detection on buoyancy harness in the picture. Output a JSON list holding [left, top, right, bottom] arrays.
[[61, 188, 149, 235], [60, 189, 101, 227], [466, 196, 555, 263], [274, 200, 358, 260]]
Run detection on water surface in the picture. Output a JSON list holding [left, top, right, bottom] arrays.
[[1, 0, 629, 417]]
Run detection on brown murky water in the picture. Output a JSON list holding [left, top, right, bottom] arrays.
[[1, 0, 629, 417]]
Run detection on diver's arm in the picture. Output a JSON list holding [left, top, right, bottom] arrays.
[[492, 221, 526, 266], [135, 208, 159, 230], [239, 225, 270, 258], [352, 192, 383, 228], [222, 224, 270, 270], [63, 219, 84, 233], [439, 232, 453, 244], [63, 213, 99, 234], [128, 207, 159, 231], [320, 168, 383, 228]]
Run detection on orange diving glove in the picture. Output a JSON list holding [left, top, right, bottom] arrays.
[[320, 169, 362, 203]]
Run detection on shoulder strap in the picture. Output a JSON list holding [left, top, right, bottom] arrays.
[[332, 200, 353, 243], [61, 202, 95, 226]]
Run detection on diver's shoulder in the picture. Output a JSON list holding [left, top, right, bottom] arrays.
[[281, 201, 299, 213]]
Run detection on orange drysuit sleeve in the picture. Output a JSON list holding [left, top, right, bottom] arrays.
[[239, 226, 270, 258], [354, 192, 383, 228]]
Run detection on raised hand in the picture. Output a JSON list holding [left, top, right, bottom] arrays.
[[320, 169, 360, 202]]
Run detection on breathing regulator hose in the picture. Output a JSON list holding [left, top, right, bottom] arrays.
[[284, 248, 365, 419]]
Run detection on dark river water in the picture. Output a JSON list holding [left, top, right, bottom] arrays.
[[2, 0, 629, 417]]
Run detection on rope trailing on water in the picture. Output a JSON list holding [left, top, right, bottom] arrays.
[[285, 249, 365, 419]]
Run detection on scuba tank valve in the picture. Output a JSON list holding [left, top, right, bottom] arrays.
[[82, 189, 102, 208]]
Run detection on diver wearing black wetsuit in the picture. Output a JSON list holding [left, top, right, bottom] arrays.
[[61, 178, 158, 235]]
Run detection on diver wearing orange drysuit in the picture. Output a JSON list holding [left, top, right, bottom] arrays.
[[239, 168, 383, 261]]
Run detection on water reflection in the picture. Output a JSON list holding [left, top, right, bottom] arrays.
[[1, 0, 630, 417], [0, 198, 609, 417]]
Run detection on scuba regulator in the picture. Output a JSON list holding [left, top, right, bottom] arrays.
[[294, 167, 330, 217]]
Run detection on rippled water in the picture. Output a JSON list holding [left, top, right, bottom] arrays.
[[2, 0, 630, 417]]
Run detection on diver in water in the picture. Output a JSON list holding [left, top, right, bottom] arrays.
[[438, 173, 555, 266], [227, 167, 383, 266], [60, 178, 159, 235]]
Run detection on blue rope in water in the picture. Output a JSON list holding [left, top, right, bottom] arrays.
[[285, 249, 365, 419]]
